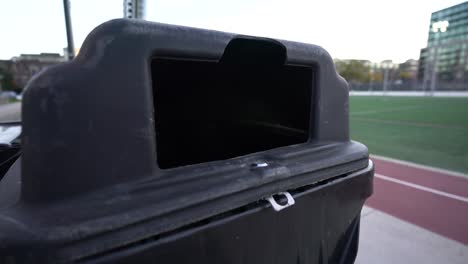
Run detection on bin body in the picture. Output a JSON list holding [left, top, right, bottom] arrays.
[[0, 19, 373, 263]]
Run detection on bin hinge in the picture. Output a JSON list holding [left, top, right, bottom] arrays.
[[265, 192, 295, 212]]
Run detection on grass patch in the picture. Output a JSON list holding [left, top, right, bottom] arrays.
[[350, 96, 468, 173]]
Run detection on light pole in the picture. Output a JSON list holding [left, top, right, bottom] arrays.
[[423, 20, 449, 95], [382, 61, 392, 93], [63, 0, 75, 60], [429, 47, 439, 95]]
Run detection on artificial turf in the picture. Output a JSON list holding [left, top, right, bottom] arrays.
[[350, 96, 468, 174]]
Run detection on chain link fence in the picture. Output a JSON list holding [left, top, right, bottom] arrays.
[[349, 81, 468, 91]]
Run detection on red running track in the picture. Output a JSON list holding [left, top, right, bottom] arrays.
[[367, 156, 468, 245]]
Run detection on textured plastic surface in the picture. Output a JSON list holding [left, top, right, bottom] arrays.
[[0, 19, 373, 263], [84, 164, 373, 264]]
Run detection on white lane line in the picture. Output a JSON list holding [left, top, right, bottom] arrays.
[[375, 174, 468, 203], [351, 105, 421, 116], [350, 91, 468, 97], [371, 154, 468, 179]]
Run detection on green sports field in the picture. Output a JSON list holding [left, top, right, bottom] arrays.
[[350, 96, 468, 174]]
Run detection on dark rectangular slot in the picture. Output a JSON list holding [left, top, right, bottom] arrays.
[[151, 58, 314, 169]]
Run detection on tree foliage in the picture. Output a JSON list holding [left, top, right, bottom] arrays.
[[335, 60, 371, 83], [0, 69, 18, 92], [399, 71, 414, 80]]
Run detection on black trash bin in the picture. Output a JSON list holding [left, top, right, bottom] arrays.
[[0, 19, 373, 263]]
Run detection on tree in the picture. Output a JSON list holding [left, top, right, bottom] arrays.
[[399, 71, 414, 81], [0, 69, 18, 92], [370, 71, 383, 82], [335, 60, 371, 83]]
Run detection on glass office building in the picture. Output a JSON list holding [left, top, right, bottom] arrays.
[[418, 1, 468, 90]]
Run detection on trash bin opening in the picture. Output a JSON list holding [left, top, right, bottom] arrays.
[[151, 41, 314, 169]]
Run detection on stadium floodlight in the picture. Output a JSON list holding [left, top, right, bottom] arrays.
[[432, 20, 449, 33]]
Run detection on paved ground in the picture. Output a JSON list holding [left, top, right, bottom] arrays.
[[0, 102, 21, 122], [357, 156, 468, 263], [356, 206, 468, 264]]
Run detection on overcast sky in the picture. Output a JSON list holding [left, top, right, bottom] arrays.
[[0, 0, 465, 62]]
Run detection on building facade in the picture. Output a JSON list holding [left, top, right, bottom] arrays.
[[9, 53, 66, 89], [418, 1, 468, 90], [123, 0, 146, 19]]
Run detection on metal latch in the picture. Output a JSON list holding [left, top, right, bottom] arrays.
[[265, 192, 295, 212]]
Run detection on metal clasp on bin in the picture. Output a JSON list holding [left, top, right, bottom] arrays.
[[265, 192, 295, 212]]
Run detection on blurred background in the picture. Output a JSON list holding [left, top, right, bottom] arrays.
[[0, 1, 467, 263], [1, 0, 467, 101]]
